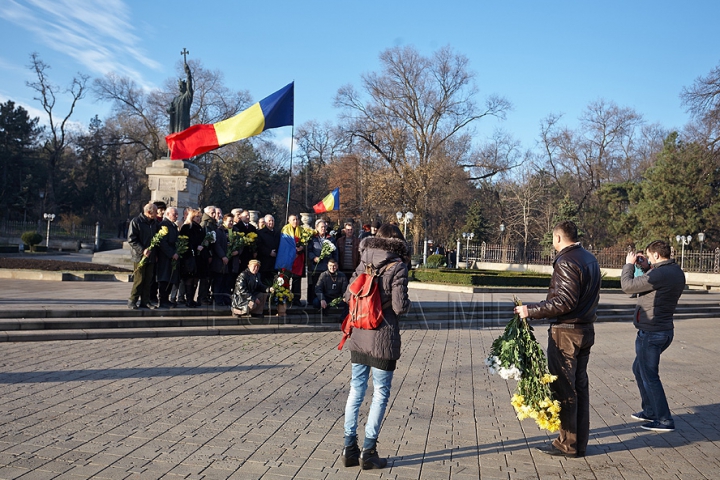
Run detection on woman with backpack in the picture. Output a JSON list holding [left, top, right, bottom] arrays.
[[340, 223, 411, 470]]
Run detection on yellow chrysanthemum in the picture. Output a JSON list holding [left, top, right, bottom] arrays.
[[511, 394, 525, 409], [541, 373, 558, 384]]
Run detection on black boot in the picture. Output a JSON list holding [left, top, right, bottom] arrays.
[[360, 447, 387, 470], [341, 443, 360, 467]]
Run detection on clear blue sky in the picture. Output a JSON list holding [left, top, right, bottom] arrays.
[[1, 0, 718, 152]]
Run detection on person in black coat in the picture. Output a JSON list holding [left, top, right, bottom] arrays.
[[179, 208, 205, 307], [257, 214, 281, 280], [211, 214, 238, 306], [156, 207, 179, 308], [232, 209, 258, 273], [127, 203, 158, 309], [231, 259, 270, 316]]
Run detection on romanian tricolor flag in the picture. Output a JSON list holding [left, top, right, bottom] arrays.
[[313, 188, 340, 214], [166, 82, 294, 160]]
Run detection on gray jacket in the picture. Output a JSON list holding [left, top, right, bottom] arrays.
[[621, 259, 685, 332], [344, 236, 410, 370]]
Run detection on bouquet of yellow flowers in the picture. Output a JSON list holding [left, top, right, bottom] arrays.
[[227, 231, 246, 258], [297, 227, 315, 247], [134, 226, 168, 274], [270, 270, 294, 305], [244, 231, 258, 252], [173, 235, 189, 272], [486, 297, 561, 432]]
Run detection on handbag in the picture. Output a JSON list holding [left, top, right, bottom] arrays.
[[182, 253, 197, 275]]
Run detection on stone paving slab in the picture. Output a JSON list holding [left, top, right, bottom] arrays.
[[0, 317, 718, 479]]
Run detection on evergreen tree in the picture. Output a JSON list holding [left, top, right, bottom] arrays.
[[632, 132, 719, 246], [542, 195, 581, 249], [463, 199, 492, 242], [0, 100, 42, 221]]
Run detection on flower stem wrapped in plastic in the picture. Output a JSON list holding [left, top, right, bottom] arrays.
[[134, 226, 168, 274], [487, 296, 562, 432]]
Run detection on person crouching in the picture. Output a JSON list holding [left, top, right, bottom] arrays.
[[231, 260, 269, 317]]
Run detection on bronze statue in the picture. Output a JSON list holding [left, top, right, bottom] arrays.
[[168, 48, 193, 134]]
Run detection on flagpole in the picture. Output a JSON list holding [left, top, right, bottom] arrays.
[[284, 125, 295, 225]]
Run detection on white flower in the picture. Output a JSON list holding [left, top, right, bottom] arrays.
[[498, 365, 522, 381], [322, 239, 336, 251], [276, 277, 285, 286]]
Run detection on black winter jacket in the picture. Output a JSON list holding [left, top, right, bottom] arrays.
[[315, 269, 348, 302], [231, 269, 269, 310], [127, 213, 157, 263], [156, 218, 178, 283], [620, 259, 685, 332], [526, 243, 600, 325], [344, 236, 411, 370]]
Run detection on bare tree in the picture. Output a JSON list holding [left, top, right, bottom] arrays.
[[463, 130, 525, 182], [538, 100, 644, 212], [93, 73, 166, 160], [26, 52, 88, 209], [680, 62, 720, 147], [335, 45, 510, 240], [294, 121, 347, 209], [498, 162, 550, 262]]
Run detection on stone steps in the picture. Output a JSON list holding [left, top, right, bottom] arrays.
[[1, 303, 717, 342]]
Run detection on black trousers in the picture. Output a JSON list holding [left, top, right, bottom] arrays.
[[547, 324, 595, 455]]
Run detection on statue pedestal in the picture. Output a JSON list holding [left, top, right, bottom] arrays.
[[146, 159, 205, 217]]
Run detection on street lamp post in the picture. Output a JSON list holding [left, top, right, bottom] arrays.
[[675, 234, 691, 270], [462, 232, 475, 269], [396, 211, 414, 238], [43, 213, 56, 248], [698, 232, 706, 271], [499, 223, 505, 262]]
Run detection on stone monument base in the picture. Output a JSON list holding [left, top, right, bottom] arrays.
[[146, 158, 205, 218]]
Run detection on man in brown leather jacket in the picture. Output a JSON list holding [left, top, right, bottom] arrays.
[[514, 220, 601, 458]]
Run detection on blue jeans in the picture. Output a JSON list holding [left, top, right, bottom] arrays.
[[633, 329, 674, 425], [344, 363, 394, 442]]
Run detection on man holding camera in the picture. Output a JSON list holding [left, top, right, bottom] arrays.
[[621, 240, 685, 432]]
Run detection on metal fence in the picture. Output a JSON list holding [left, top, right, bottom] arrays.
[[0, 220, 98, 240], [461, 242, 720, 273]]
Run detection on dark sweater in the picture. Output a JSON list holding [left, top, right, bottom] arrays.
[[621, 259, 685, 332]]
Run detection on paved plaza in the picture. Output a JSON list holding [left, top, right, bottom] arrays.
[[1, 311, 718, 479]]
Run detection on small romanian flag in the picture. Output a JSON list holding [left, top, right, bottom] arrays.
[[166, 82, 294, 160], [313, 188, 340, 214]]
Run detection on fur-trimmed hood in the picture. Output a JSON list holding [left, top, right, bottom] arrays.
[[358, 236, 409, 268]]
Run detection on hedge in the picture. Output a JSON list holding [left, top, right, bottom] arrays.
[[411, 270, 621, 289]]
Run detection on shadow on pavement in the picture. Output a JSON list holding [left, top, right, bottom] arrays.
[[0, 364, 289, 383], [391, 404, 719, 465]]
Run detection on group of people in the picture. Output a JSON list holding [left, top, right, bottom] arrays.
[[127, 203, 379, 313], [514, 220, 684, 460], [128, 202, 258, 309]]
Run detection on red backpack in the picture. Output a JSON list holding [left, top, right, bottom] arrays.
[[338, 262, 399, 350]]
